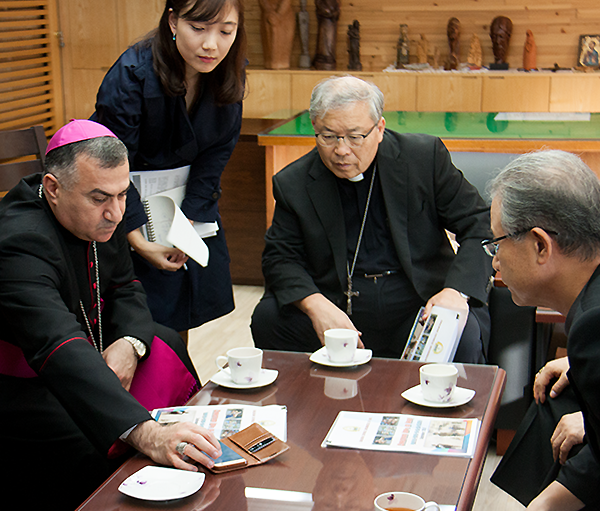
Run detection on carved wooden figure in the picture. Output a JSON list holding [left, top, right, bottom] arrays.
[[396, 24, 410, 68], [444, 17, 461, 70], [313, 0, 341, 70], [416, 34, 428, 64], [259, 0, 296, 69], [468, 34, 482, 67], [523, 30, 537, 70], [347, 20, 362, 71], [297, 0, 310, 68], [490, 15, 513, 68]]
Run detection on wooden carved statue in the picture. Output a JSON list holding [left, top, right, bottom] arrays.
[[523, 30, 537, 70], [259, 0, 296, 69], [467, 34, 482, 67], [444, 17, 461, 70], [313, 0, 341, 70], [297, 0, 310, 68], [347, 20, 362, 71], [396, 24, 410, 68], [416, 34, 428, 64], [490, 15, 513, 68]]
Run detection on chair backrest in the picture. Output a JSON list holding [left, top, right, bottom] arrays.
[[0, 125, 47, 197]]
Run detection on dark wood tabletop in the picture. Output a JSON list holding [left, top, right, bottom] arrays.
[[77, 351, 505, 511]]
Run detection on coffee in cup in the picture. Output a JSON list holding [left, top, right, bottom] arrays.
[[215, 347, 263, 384], [374, 491, 439, 511], [419, 363, 459, 403], [323, 328, 358, 363]]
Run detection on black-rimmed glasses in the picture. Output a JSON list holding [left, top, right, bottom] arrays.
[[315, 121, 379, 148], [481, 227, 559, 257]]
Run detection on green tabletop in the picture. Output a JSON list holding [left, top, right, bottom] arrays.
[[266, 111, 600, 140]]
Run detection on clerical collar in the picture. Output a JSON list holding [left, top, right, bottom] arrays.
[[348, 173, 364, 182]]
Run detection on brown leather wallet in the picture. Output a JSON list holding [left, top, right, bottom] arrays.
[[209, 422, 289, 473]]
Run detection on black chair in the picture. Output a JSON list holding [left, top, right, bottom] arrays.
[[0, 125, 47, 197]]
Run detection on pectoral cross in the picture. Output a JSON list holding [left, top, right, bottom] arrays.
[[344, 275, 359, 315]]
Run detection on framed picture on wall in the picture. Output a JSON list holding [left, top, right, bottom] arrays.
[[578, 35, 600, 68]]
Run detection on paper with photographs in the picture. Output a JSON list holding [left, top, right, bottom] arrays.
[[322, 411, 480, 458], [151, 404, 287, 441], [401, 305, 467, 363]]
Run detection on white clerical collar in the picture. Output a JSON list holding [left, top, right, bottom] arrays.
[[348, 174, 364, 182]]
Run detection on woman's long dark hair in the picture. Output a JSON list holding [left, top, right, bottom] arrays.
[[151, 0, 246, 105]]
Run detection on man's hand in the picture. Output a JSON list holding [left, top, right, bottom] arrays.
[[127, 228, 188, 271], [126, 420, 222, 471], [534, 357, 570, 404], [551, 412, 585, 465], [295, 293, 364, 348], [102, 338, 138, 391], [423, 288, 469, 320]]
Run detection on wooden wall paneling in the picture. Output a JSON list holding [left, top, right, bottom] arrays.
[[290, 71, 335, 111], [116, 0, 162, 53], [67, 0, 119, 69], [245, 71, 292, 117], [481, 74, 551, 112], [550, 75, 600, 112], [416, 74, 481, 112], [70, 69, 108, 119], [366, 73, 417, 111], [243, 0, 600, 72]]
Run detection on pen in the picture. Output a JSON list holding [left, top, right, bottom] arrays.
[[248, 437, 275, 453]]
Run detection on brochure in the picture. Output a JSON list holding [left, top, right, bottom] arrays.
[[129, 166, 218, 267], [322, 411, 480, 458], [401, 305, 467, 363], [151, 404, 287, 441]]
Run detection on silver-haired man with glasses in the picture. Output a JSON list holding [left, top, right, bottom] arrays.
[[489, 150, 600, 511], [251, 75, 493, 363]]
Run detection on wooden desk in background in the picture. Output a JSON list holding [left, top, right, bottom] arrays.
[[258, 111, 600, 227], [77, 351, 506, 511]]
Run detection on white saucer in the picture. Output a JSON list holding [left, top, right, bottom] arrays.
[[401, 384, 476, 408], [118, 466, 205, 501], [210, 367, 278, 389], [309, 346, 372, 367]]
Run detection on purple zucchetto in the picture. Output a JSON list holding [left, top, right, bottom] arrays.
[[46, 119, 118, 155]]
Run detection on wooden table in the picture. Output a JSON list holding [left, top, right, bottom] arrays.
[[258, 111, 600, 225], [77, 351, 505, 511]]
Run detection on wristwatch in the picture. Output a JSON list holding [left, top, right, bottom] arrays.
[[123, 336, 147, 359]]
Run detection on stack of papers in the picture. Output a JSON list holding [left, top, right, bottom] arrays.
[[322, 411, 480, 458]]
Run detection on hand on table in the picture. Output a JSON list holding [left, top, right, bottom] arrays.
[[422, 288, 469, 321], [551, 411, 585, 465], [102, 338, 138, 391], [295, 293, 364, 348], [534, 357, 570, 404], [127, 228, 188, 271], [127, 420, 222, 471]]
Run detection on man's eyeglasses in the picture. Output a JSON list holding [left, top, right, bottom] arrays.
[[481, 227, 558, 257], [315, 121, 379, 148]]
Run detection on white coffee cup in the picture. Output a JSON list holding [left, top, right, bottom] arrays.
[[374, 491, 440, 511], [323, 328, 358, 363], [215, 347, 263, 385], [419, 363, 459, 403]]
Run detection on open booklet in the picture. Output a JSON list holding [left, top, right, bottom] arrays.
[[151, 404, 287, 442], [401, 305, 467, 363], [130, 166, 218, 267], [322, 411, 480, 458]]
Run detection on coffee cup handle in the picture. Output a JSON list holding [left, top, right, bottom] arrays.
[[215, 355, 228, 371], [423, 502, 440, 511]]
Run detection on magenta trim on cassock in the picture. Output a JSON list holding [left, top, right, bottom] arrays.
[[0, 339, 37, 378], [129, 336, 199, 411], [107, 336, 199, 458]]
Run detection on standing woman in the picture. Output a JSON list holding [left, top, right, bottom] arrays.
[[92, 0, 246, 332]]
